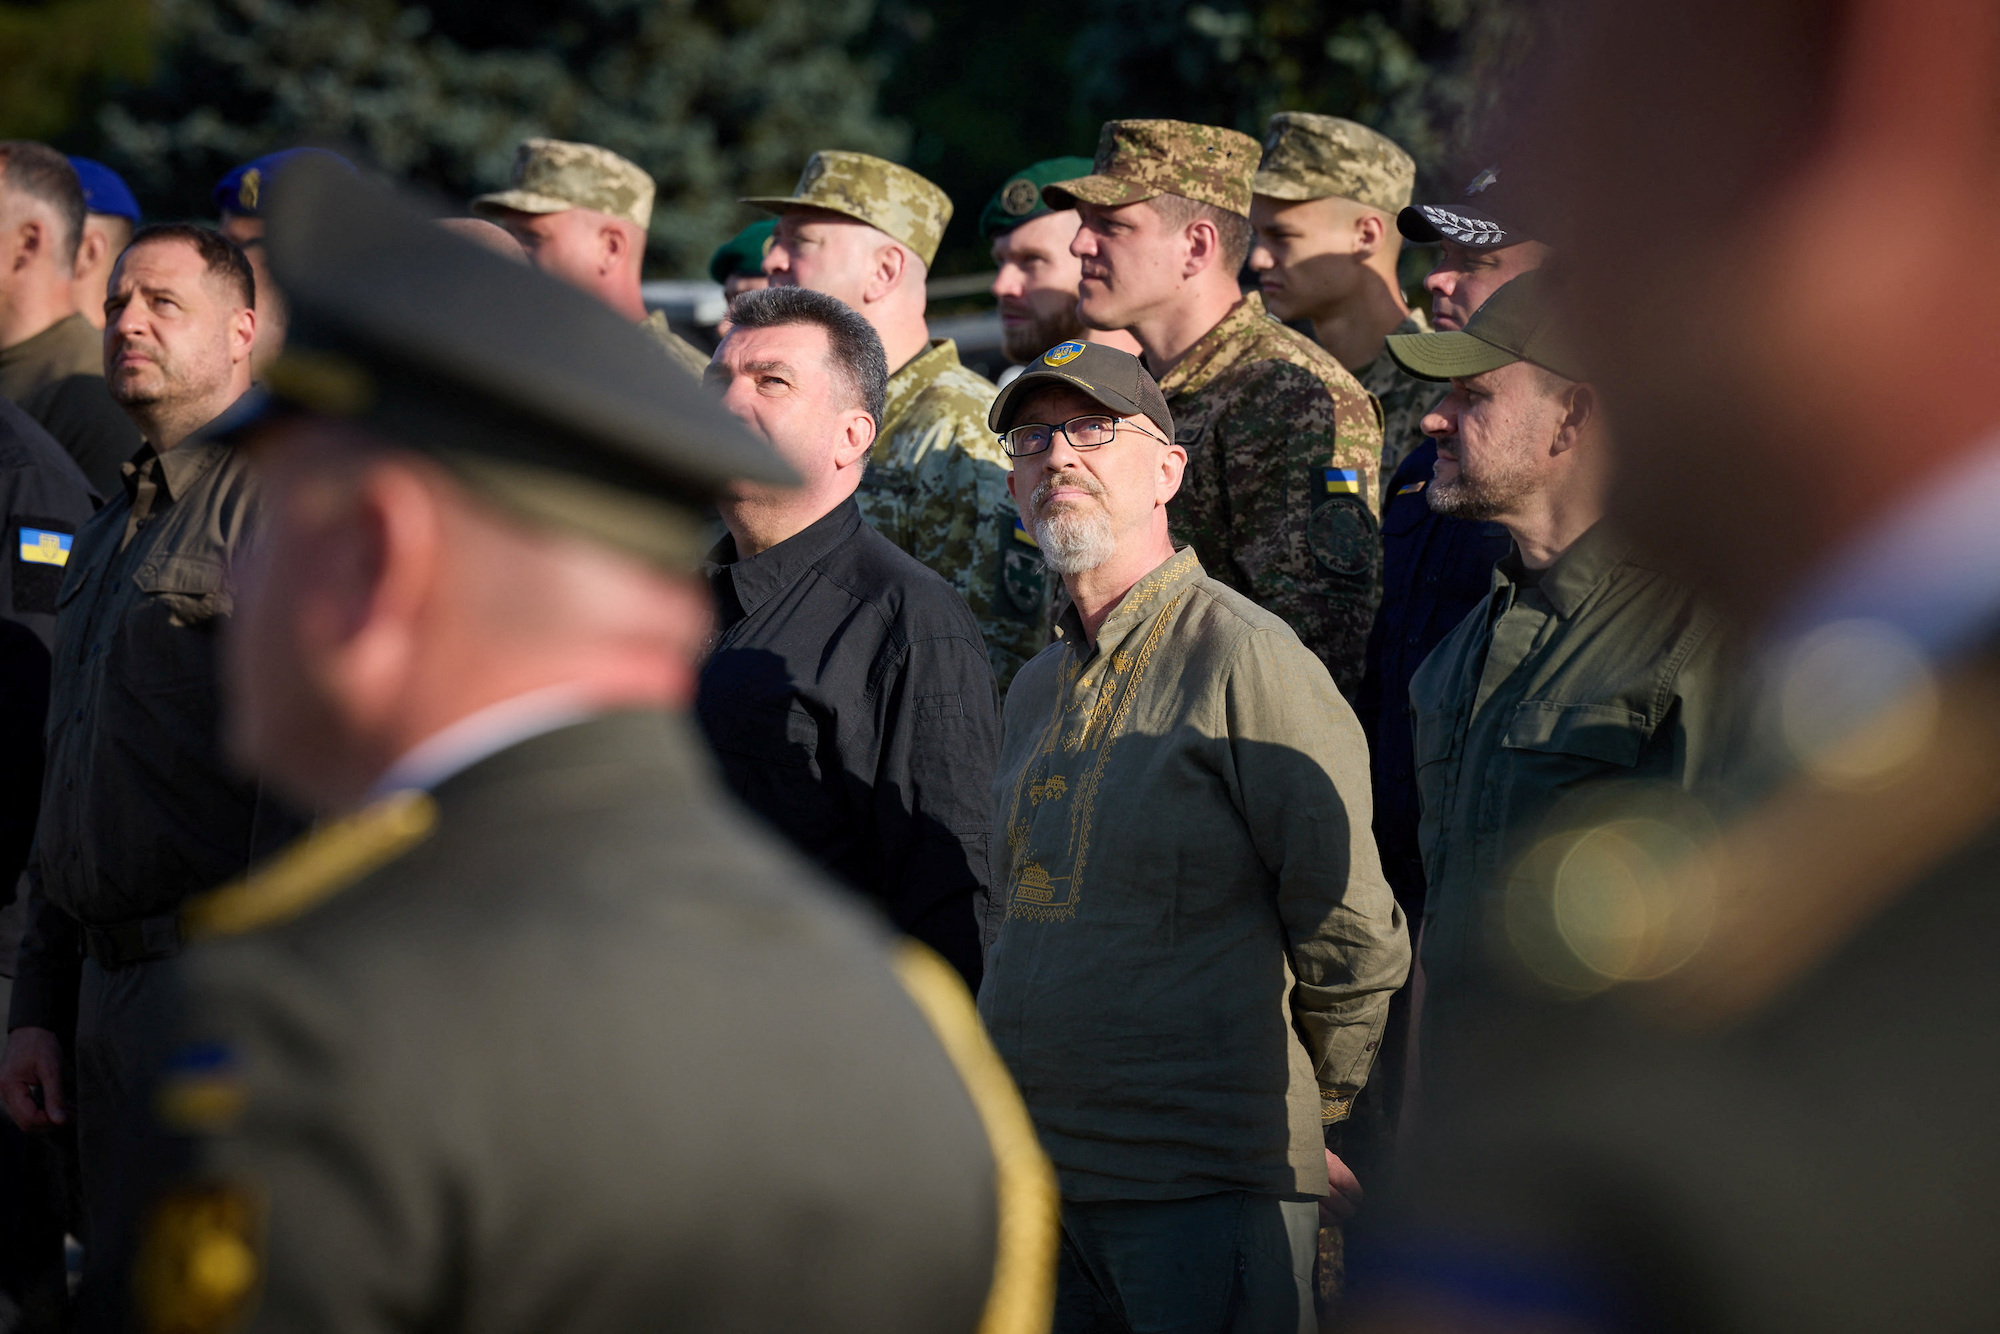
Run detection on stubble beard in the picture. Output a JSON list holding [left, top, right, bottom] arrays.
[[1002, 300, 1086, 364], [1426, 447, 1539, 521], [1031, 471, 1117, 575]]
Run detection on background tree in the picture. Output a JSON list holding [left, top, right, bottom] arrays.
[[0, 0, 150, 141]]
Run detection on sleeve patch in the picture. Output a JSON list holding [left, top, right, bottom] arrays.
[[12, 517, 77, 615]]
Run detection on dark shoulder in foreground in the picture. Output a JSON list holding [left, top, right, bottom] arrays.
[[820, 513, 988, 644]]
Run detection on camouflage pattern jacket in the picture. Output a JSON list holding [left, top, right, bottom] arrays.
[[1357, 310, 1440, 497], [857, 339, 1046, 692], [1162, 292, 1384, 696], [639, 310, 714, 379]]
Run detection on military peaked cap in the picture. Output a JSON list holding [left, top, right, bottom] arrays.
[[257, 156, 794, 566]]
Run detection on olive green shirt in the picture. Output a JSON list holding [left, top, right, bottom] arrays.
[[0, 312, 140, 493], [1409, 524, 1737, 1061], [979, 548, 1408, 1201], [856, 339, 1046, 692]]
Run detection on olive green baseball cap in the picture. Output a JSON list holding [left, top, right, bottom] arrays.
[[471, 138, 655, 230], [256, 155, 794, 570], [1252, 113, 1415, 213], [1386, 270, 1583, 383], [987, 339, 1174, 441], [740, 151, 953, 267], [1043, 119, 1262, 218], [980, 156, 1095, 239]]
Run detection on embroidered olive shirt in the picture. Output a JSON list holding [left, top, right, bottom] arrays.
[[978, 547, 1409, 1201]]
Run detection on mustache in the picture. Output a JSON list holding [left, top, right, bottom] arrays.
[[1032, 469, 1107, 511]]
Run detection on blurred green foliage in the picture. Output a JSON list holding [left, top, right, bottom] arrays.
[[23, 0, 1525, 277]]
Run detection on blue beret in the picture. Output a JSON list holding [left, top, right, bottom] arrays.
[[213, 148, 356, 218], [67, 157, 140, 223]]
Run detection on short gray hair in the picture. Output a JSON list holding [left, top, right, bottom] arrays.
[[724, 286, 887, 426]]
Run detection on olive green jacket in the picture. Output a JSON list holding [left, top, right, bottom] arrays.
[[979, 548, 1408, 1202], [1409, 524, 1739, 1061]]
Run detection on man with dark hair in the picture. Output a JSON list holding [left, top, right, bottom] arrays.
[[697, 286, 998, 985], [0, 141, 140, 492], [67, 157, 140, 333], [1048, 120, 1384, 696], [984, 157, 1142, 366], [0, 222, 302, 1261]]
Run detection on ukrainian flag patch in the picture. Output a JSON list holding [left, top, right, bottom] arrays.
[[155, 1041, 247, 1133], [19, 528, 71, 566], [1012, 516, 1040, 549], [1322, 467, 1362, 495], [1396, 479, 1427, 496]]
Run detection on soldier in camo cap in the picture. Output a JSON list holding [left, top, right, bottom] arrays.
[[473, 137, 709, 377], [744, 154, 1043, 691], [1048, 119, 1385, 696], [1249, 113, 1436, 488]]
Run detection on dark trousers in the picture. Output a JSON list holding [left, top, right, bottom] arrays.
[[1055, 1193, 1319, 1334], [74, 956, 174, 1257]]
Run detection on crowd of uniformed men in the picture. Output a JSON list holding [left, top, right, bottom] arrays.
[[0, 3, 1995, 1326]]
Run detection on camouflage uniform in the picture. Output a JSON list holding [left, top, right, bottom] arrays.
[[473, 138, 709, 377], [744, 153, 1047, 690], [1358, 310, 1439, 490], [1047, 121, 1385, 697]]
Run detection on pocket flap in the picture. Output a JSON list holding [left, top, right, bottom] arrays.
[[702, 697, 821, 770], [1502, 700, 1646, 767], [133, 553, 231, 623]]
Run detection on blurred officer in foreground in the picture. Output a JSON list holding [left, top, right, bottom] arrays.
[[1249, 114, 1432, 485], [0, 142, 140, 492], [66, 158, 140, 332], [124, 158, 1055, 1334], [215, 148, 354, 378], [0, 222, 301, 1270], [746, 154, 1044, 691], [984, 157, 1142, 365], [1387, 271, 1738, 1088], [698, 286, 998, 987], [981, 340, 1406, 1334], [1350, 1, 2000, 1329], [1049, 121, 1384, 696], [474, 137, 710, 378]]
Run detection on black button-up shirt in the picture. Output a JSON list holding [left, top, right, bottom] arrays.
[[1354, 440, 1512, 924], [8, 420, 302, 1033], [697, 499, 998, 986]]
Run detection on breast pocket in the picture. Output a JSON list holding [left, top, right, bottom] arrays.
[[702, 697, 822, 774], [120, 553, 230, 695], [1497, 700, 1648, 819]]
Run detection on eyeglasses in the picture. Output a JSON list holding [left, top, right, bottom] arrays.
[[999, 413, 1167, 458]]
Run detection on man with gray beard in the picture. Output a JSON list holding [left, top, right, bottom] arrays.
[[976, 338, 1407, 1334], [1388, 272, 1739, 1093]]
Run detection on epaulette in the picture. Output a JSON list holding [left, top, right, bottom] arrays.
[[891, 940, 1059, 1334], [181, 791, 439, 943]]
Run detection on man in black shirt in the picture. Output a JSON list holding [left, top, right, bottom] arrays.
[[698, 287, 998, 986]]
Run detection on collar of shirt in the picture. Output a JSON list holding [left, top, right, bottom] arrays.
[[119, 390, 262, 505], [1491, 521, 1629, 619], [1053, 546, 1203, 660], [882, 337, 963, 432], [1155, 291, 1269, 398], [705, 498, 861, 621], [365, 683, 602, 802], [1771, 427, 2000, 665]]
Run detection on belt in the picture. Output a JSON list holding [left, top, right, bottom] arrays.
[[82, 912, 185, 969]]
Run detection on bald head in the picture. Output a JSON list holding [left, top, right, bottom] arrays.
[[436, 217, 527, 262]]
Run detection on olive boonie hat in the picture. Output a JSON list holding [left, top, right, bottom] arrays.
[[708, 218, 776, 284], [739, 152, 952, 268], [471, 138, 655, 230], [1252, 114, 1415, 214], [988, 340, 1174, 442], [1398, 163, 1534, 249], [980, 156, 1095, 239], [1386, 270, 1582, 383], [1043, 120, 1261, 218], [257, 156, 794, 568]]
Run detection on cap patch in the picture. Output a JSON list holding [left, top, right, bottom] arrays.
[[237, 168, 260, 212], [1002, 178, 1041, 216], [1419, 206, 1507, 246], [1466, 166, 1501, 195], [1042, 341, 1085, 366]]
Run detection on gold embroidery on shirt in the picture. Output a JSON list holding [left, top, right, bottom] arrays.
[[1029, 776, 1067, 804]]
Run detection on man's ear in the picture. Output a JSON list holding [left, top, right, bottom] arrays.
[[1552, 381, 1598, 456], [601, 221, 631, 275], [1158, 441, 1189, 504], [1352, 211, 1386, 260], [863, 242, 908, 304], [230, 305, 258, 364], [75, 227, 108, 274], [1182, 217, 1219, 279], [835, 410, 876, 470]]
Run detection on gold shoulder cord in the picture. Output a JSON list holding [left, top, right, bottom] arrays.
[[181, 791, 440, 942], [892, 941, 1059, 1334]]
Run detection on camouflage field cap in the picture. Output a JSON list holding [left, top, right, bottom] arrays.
[[739, 152, 952, 267], [1252, 114, 1416, 213], [471, 138, 655, 230], [1042, 120, 1262, 218], [979, 156, 1095, 239], [1386, 270, 1583, 382], [987, 339, 1173, 441]]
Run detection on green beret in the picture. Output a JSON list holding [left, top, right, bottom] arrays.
[[979, 156, 1095, 239], [708, 218, 777, 284]]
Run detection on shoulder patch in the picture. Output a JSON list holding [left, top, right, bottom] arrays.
[[181, 791, 438, 942], [892, 941, 1058, 1334]]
